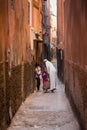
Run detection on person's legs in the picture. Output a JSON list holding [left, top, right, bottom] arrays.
[[37, 78, 40, 91]]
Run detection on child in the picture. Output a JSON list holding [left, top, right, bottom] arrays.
[[35, 64, 42, 91], [42, 66, 50, 92]]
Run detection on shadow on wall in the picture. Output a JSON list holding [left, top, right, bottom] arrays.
[[56, 48, 64, 83]]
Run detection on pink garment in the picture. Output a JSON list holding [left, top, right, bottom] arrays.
[[42, 70, 49, 83]]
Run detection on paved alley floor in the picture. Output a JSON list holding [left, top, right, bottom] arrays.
[[7, 59, 81, 130], [7, 82, 80, 130]]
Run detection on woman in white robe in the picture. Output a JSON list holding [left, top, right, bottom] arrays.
[[44, 59, 57, 92]]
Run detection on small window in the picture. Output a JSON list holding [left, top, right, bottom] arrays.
[[28, 2, 30, 24], [11, 0, 14, 9]]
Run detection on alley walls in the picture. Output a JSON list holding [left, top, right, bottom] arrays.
[[0, 0, 42, 130], [57, 0, 64, 82], [64, 0, 87, 129], [0, 0, 9, 129], [32, 0, 42, 64]]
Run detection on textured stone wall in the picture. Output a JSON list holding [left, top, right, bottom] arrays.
[[9, 62, 35, 118], [0, 63, 6, 130], [10, 65, 22, 117], [5, 62, 11, 126], [24, 63, 32, 98], [64, 0, 87, 129], [0, 0, 9, 129], [0, 0, 38, 129], [0, 62, 10, 130], [0, 61, 35, 130], [30, 61, 35, 93]]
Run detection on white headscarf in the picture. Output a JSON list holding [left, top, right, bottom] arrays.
[[43, 59, 47, 62], [44, 59, 56, 74]]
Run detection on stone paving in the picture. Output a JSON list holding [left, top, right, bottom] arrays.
[[7, 60, 81, 130]]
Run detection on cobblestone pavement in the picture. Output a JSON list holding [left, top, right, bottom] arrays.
[[7, 60, 80, 130]]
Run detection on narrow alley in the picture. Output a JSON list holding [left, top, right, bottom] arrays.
[[7, 60, 80, 130], [0, 0, 87, 130]]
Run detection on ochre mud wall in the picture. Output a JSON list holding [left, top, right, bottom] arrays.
[[10, 65, 22, 117], [0, 62, 35, 130], [0, 0, 35, 130], [64, 0, 87, 129], [0, 63, 6, 130], [0, 0, 9, 129], [23, 63, 35, 99], [10, 62, 35, 117]]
